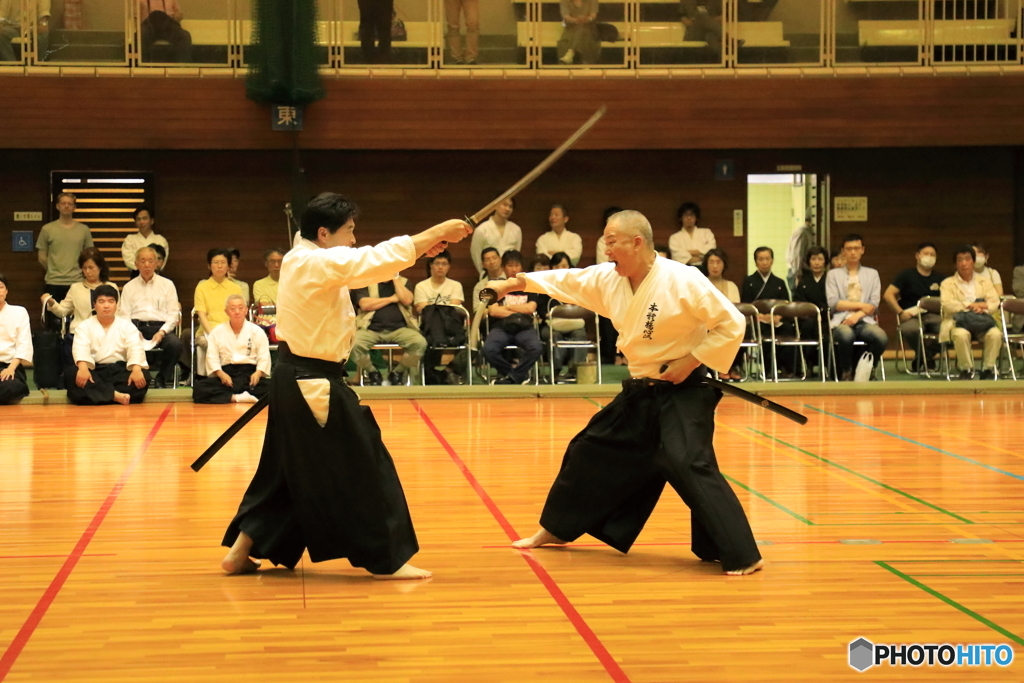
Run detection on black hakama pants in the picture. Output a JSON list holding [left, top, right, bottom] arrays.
[[64, 362, 150, 405], [192, 363, 270, 404], [222, 345, 419, 574], [0, 362, 30, 404], [537, 368, 761, 572]]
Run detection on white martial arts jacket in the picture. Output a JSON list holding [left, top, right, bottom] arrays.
[[521, 257, 744, 378]]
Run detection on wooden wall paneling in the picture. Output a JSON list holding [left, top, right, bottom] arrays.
[[6, 76, 1024, 151]]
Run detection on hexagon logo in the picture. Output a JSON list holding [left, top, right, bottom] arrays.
[[849, 638, 875, 672]]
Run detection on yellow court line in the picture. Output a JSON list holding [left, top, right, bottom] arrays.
[[719, 423, 1024, 561]]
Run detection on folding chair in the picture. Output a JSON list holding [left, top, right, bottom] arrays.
[[826, 308, 887, 381], [1000, 298, 1024, 380], [753, 298, 790, 379], [731, 303, 763, 381], [421, 305, 473, 386], [768, 302, 827, 383], [548, 303, 601, 385], [920, 296, 996, 381]]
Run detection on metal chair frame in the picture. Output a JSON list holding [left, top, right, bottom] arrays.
[[419, 304, 474, 386], [547, 302, 601, 385], [999, 297, 1024, 380], [482, 311, 541, 385], [733, 302, 764, 382], [767, 301, 828, 383]]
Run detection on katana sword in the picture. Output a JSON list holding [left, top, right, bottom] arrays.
[[465, 105, 607, 228]]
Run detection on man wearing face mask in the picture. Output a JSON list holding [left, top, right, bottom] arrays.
[[883, 242, 944, 373]]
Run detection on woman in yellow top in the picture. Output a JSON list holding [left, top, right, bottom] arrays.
[[194, 248, 243, 354]]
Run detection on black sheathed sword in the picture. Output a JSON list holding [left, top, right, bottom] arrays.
[[191, 393, 269, 471]]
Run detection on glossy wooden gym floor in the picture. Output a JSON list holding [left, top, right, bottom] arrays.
[[2, 394, 1023, 682]]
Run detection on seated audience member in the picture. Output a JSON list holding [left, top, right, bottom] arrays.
[[67, 286, 149, 405], [472, 247, 506, 313], [792, 245, 830, 377], [971, 243, 1003, 297], [826, 234, 888, 381], [0, 0, 50, 63], [253, 247, 284, 308], [121, 206, 168, 278], [194, 249, 243, 368], [350, 275, 424, 386], [415, 251, 469, 385], [940, 245, 1001, 380], [1013, 263, 1024, 332], [150, 243, 167, 272], [470, 197, 522, 274], [535, 204, 583, 265], [830, 247, 845, 270], [669, 202, 716, 267], [529, 254, 551, 272], [483, 250, 543, 384], [546, 251, 587, 379], [193, 295, 271, 404], [655, 244, 670, 260], [119, 247, 182, 388], [680, 0, 722, 59], [558, 0, 599, 65], [741, 246, 794, 376], [786, 217, 816, 292], [704, 248, 742, 380], [883, 242, 943, 372], [0, 275, 32, 404], [139, 0, 193, 63], [42, 248, 118, 365], [226, 247, 250, 304]]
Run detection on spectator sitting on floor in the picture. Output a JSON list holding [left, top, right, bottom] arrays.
[[350, 275, 425, 386], [67, 285, 150, 406], [535, 204, 583, 265], [826, 234, 888, 381], [119, 247, 182, 388], [483, 250, 543, 385], [193, 294, 271, 404], [940, 245, 1001, 380], [0, 274, 32, 405], [883, 242, 943, 372], [42, 247, 118, 367], [122, 205, 168, 278]]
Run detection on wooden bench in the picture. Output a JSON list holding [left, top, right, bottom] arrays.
[[858, 19, 1015, 46]]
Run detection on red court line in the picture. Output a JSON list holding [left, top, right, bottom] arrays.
[[481, 540, 1024, 548], [0, 554, 117, 559], [0, 404, 173, 682], [410, 400, 631, 683]]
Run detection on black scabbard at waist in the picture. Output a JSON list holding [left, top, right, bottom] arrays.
[[277, 341, 346, 380]]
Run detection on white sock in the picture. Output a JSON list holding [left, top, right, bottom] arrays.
[[233, 391, 258, 403]]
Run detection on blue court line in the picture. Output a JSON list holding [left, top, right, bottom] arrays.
[[806, 405, 1024, 482]]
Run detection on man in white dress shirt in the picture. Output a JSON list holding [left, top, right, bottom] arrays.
[[193, 295, 271, 404], [121, 206, 169, 277], [119, 247, 181, 388], [484, 210, 763, 576], [535, 204, 583, 265], [0, 275, 33, 404], [220, 192, 471, 580], [469, 197, 521, 274], [67, 285, 150, 406], [668, 202, 717, 267]]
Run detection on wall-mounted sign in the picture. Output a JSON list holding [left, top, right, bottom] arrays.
[[12, 231, 34, 252], [272, 105, 304, 131], [715, 160, 735, 181], [834, 196, 868, 222]]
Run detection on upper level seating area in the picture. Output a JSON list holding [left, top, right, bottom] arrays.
[[1, 0, 1023, 73]]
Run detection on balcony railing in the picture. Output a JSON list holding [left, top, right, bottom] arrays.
[[1, 0, 1022, 75]]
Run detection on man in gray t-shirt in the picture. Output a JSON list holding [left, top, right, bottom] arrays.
[[37, 192, 93, 329]]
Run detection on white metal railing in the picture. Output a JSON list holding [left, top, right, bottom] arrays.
[[1, 0, 1022, 74]]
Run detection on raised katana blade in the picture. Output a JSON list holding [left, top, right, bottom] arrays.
[[466, 105, 607, 227]]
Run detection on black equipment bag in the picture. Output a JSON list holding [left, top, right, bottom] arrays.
[[420, 304, 467, 348]]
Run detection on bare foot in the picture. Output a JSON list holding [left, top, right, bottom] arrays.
[[372, 563, 432, 580], [221, 531, 261, 575], [113, 391, 131, 406], [511, 529, 567, 549], [725, 559, 764, 576]]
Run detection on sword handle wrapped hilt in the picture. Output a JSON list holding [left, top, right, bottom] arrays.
[[478, 287, 499, 307], [464, 215, 481, 228]]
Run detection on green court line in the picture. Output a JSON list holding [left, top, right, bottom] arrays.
[[721, 473, 814, 526], [875, 561, 1024, 647], [748, 428, 974, 525]]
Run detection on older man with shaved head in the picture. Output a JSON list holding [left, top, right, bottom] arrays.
[[193, 294, 272, 404], [485, 210, 763, 576]]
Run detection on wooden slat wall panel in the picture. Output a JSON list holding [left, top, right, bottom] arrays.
[[0, 147, 1014, 350], [5, 75, 1024, 150]]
